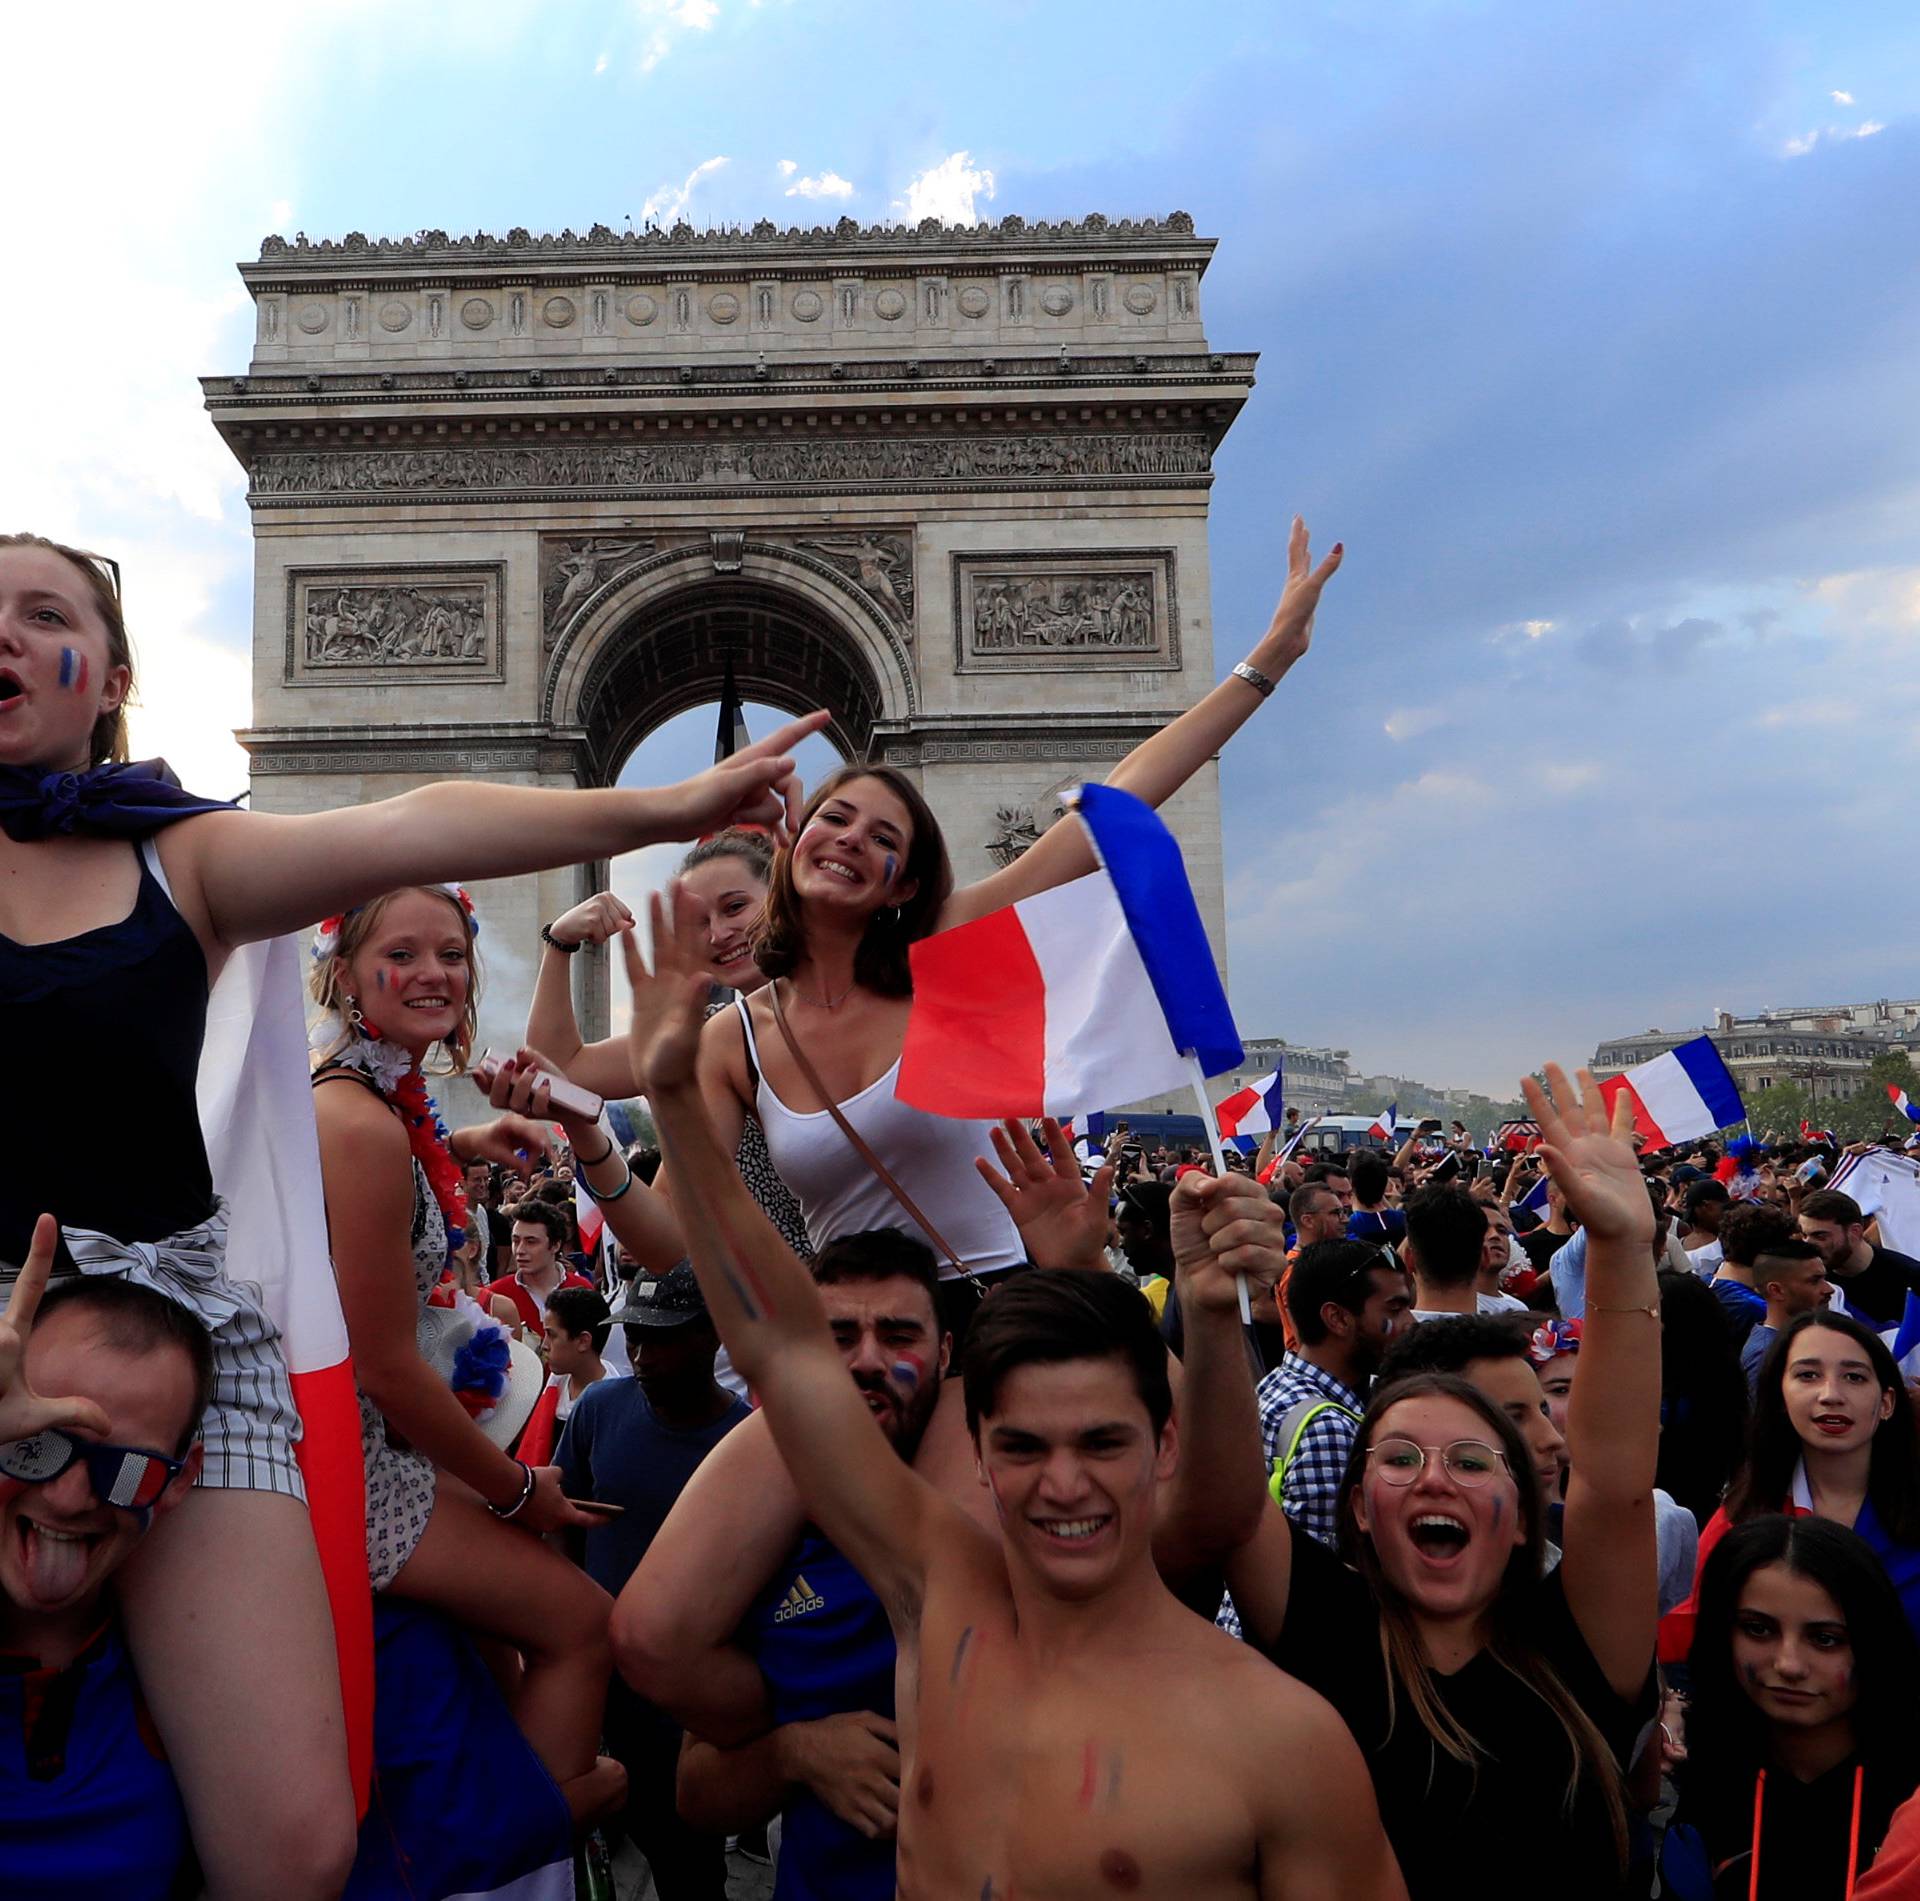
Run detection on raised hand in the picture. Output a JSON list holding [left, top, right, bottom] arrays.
[[1521, 1065, 1654, 1247], [663, 710, 830, 842], [1172, 1172, 1289, 1314], [619, 883, 712, 1094], [545, 892, 635, 950], [1260, 516, 1345, 673], [0, 1216, 112, 1445], [974, 1118, 1114, 1273]]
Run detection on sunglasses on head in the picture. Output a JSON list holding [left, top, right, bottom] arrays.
[[0, 1428, 186, 1513]]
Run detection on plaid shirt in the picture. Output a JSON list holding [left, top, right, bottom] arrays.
[[1218, 1354, 1364, 1641]]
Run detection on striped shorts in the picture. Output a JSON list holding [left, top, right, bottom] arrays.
[[52, 1208, 307, 1501]]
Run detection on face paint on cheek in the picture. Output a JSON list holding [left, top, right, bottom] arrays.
[[58, 648, 89, 693], [1491, 1493, 1503, 1530], [891, 1350, 925, 1391], [883, 853, 897, 890], [375, 970, 388, 992]]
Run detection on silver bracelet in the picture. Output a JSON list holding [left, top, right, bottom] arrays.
[[1232, 661, 1276, 698]]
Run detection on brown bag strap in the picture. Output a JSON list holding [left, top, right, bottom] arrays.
[[767, 981, 973, 1280]]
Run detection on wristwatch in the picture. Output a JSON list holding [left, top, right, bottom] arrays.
[[540, 921, 582, 955]]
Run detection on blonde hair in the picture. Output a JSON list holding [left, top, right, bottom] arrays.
[[309, 887, 481, 1074], [0, 534, 136, 764]]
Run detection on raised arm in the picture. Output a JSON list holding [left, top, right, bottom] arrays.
[[524, 893, 643, 1102], [629, 887, 946, 1622], [167, 711, 828, 949], [937, 521, 1341, 928], [1525, 1065, 1658, 1701]]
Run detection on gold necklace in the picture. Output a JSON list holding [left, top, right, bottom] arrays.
[[791, 974, 856, 1012]]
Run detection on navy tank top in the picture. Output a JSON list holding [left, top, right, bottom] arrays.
[[746, 1524, 898, 1901], [0, 841, 214, 1268]]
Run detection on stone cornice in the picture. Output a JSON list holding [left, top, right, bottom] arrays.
[[248, 213, 1210, 281]]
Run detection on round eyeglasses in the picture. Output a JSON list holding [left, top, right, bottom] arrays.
[[1364, 1437, 1510, 1488]]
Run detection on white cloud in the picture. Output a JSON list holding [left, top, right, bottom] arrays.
[[640, 155, 730, 226], [1853, 120, 1885, 139], [1783, 130, 1819, 157], [595, 52, 609, 74], [777, 158, 798, 176], [1382, 705, 1449, 741], [1831, 89, 1855, 105], [635, 0, 721, 72], [895, 151, 996, 225], [785, 170, 855, 201]]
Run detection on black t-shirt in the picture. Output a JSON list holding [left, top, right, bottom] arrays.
[[1831, 1245, 1920, 1334], [1520, 1224, 1573, 1275], [1260, 1517, 1653, 1901], [1157, 1282, 1288, 1375], [1678, 1749, 1920, 1898]]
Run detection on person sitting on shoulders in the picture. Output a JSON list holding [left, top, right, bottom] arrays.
[[0, 1218, 210, 1900]]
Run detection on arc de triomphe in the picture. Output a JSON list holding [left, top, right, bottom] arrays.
[[202, 212, 1255, 1047]]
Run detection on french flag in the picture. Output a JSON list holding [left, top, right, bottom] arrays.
[[1217, 1065, 1284, 1153], [1513, 1173, 1551, 1219], [1597, 1035, 1744, 1148], [1369, 1102, 1398, 1142], [198, 938, 373, 1812], [1888, 1085, 1920, 1126], [898, 783, 1241, 1119]]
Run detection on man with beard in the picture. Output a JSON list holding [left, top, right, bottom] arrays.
[[619, 1230, 948, 1900], [556, 1264, 750, 1899]]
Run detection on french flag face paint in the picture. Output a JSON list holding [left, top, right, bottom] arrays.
[[58, 647, 90, 693]]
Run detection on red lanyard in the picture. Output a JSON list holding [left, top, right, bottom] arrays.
[[1748, 1763, 1866, 1900]]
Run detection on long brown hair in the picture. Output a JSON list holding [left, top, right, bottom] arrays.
[[1337, 1371, 1631, 1867], [1, 534, 136, 764], [754, 765, 952, 998], [309, 887, 482, 1074]]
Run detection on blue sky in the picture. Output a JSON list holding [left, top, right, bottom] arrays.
[[7, 0, 1914, 1094]]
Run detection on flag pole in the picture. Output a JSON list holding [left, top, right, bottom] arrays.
[[1185, 1051, 1253, 1324]]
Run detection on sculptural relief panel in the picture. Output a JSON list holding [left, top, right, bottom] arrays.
[[250, 432, 1211, 501], [953, 550, 1179, 673], [286, 565, 503, 686]]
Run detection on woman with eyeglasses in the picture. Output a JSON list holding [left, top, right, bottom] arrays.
[[0, 533, 820, 1899], [1206, 1067, 1662, 1898]]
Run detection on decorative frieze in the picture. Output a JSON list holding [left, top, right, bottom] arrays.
[[286, 565, 503, 686], [250, 433, 1211, 502], [794, 534, 914, 634], [953, 550, 1179, 673]]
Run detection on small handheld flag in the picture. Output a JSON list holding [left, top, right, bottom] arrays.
[[1513, 1173, 1551, 1219], [1217, 1064, 1284, 1154], [1368, 1102, 1398, 1142], [1889, 1084, 1920, 1126], [1597, 1035, 1744, 1148]]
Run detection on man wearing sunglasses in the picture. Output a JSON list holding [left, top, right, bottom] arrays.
[[0, 1214, 213, 1899]]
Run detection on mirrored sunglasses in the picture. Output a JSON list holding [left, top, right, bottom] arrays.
[[0, 1428, 185, 1512]]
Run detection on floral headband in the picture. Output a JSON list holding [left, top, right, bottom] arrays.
[[311, 883, 478, 962], [1526, 1317, 1583, 1366]]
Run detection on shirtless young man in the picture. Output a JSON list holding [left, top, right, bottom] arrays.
[[623, 889, 1404, 1900]]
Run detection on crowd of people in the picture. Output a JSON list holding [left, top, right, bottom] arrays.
[[6, 523, 1920, 1899]]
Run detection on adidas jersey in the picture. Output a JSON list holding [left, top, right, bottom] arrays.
[[747, 1525, 897, 1901]]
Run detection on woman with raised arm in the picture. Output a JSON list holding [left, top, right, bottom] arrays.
[[1183, 1066, 1662, 1899], [625, 521, 1341, 1323], [525, 829, 809, 1264], [0, 533, 819, 1899], [309, 884, 621, 1814]]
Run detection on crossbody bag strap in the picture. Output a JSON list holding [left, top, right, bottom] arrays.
[[767, 981, 972, 1279]]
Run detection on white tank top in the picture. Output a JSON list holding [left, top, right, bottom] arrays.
[[733, 999, 1023, 1278]]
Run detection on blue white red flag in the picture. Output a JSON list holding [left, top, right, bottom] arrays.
[[898, 785, 1241, 1118], [1368, 1102, 1398, 1142], [1513, 1174, 1551, 1219], [1597, 1036, 1744, 1148], [1889, 1085, 1920, 1126], [1217, 1064, 1284, 1153]]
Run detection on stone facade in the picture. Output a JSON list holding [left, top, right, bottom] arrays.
[[205, 214, 1255, 1085]]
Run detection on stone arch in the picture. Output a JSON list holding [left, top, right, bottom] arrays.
[[545, 541, 911, 777]]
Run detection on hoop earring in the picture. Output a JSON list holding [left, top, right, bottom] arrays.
[[889, 906, 903, 927], [346, 998, 367, 1034]]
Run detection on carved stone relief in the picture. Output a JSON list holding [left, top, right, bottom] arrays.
[[953, 550, 1179, 673], [795, 533, 914, 634], [252, 432, 1212, 500], [286, 565, 503, 685], [539, 537, 658, 650], [985, 803, 1044, 868]]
